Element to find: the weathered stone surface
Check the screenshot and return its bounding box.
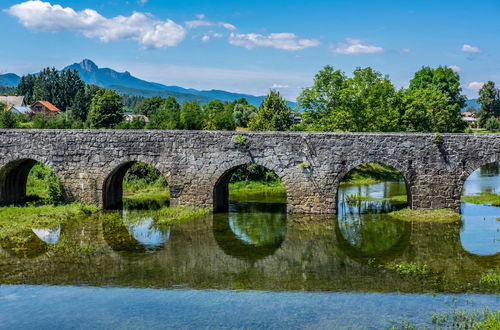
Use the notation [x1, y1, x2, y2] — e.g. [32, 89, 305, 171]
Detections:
[0, 129, 498, 213]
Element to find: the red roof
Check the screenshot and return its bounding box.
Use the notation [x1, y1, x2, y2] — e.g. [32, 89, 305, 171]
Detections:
[33, 101, 61, 112]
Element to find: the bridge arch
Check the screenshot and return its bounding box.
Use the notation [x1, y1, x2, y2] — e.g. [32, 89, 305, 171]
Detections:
[102, 160, 170, 209]
[0, 158, 58, 205]
[334, 159, 413, 214]
[212, 159, 289, 213]
[457, 154, 500, 199]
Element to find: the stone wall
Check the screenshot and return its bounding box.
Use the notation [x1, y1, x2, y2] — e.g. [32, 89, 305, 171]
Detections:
[0, 129, 498, 213]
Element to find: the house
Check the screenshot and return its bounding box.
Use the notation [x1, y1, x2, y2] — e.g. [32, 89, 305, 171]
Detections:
[461, 111, 478, 122]
[124, 113, 150, 123]
[0, 96, 25, 109]
[8, 106, 32, 115]
[30, 101, 61, 117]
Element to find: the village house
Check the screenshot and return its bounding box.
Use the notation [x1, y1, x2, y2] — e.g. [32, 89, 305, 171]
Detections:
[8, 105, 32, 115]
[30, 100, 61, 117]
[0, 95, 25, 109]
[124, 113, 150, 123]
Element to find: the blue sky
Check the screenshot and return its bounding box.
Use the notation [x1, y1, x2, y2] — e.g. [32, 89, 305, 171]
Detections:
[1, 0, 499, 100]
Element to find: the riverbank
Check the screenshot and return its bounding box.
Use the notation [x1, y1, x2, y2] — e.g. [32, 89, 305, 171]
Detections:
[0, 203, 98, 239]
[387, 208, 461, 223]
[462, 192, 500, 206]
[341, 163, 402, 186]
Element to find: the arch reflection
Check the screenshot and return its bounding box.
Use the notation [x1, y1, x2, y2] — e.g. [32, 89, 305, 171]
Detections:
[102, 210, 170, 254]
[0, 229, 49, 258]
[213, 202, 287, 262]
[335, 213, 410, 259]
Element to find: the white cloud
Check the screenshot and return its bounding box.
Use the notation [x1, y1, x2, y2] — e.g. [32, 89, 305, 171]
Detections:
[185, 15, 236, 30]
[449, 65, 462, 72]
[201, 35, 210, 42]
[138, 0, 148, 4]
[462, 44, 481, 53]
[229, 32, 320, 51]
[271, 84, 289, 88]
[400, 48, 411, 54]
[4, 1, 186, 49]
[466, 81, 484, 91]
[333, 38, 384, 55]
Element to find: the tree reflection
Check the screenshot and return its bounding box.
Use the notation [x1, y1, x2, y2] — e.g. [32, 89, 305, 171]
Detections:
[336, 214, 410, 258]
[213, 202, 287, 261]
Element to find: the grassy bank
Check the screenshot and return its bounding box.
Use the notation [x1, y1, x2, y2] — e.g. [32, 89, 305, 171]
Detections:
[391, 309, 500, 329]
[387, 208, 461, 223]
[155, 206, 211, 225]
[344, 193, 407, 204]
[0, 203, 98, 239]
[462, 192, 500, 206]
[229, 180, 287, 203]
[342, 163, 403, 186]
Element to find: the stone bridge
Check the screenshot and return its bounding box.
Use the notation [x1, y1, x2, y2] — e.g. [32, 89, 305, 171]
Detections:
[0, 129, 498, 214]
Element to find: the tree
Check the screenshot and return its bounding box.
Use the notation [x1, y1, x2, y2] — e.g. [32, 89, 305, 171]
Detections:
[477, 81, 500, 128]
[134, 96, 164, 118]
[0, 111, 18, 128]
[180, 101, 203, 130]
[484, 117, 499, 131]
[87, 89, 124, 129]
[16, 74, 36, 105]
[248, 90, 293, 131]
[233, 102, 258, 127]
[400, 88, 465, 132]
[408, 66, 466, 132]
[149, 96, 181, 129]
[297, 66, 399, 132]
[203, 100, 236, 130]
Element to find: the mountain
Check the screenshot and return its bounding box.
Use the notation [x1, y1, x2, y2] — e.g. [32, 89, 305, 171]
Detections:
[64, 59, 295, 107]
[0, 73, 21, 87]
[464, 99, 480, 111]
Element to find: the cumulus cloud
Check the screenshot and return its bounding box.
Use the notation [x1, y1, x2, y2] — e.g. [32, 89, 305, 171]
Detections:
[185, 14, 236, 30]
[271, 84, 289, 88]
[4, 1, 186, 49]
[462, 44, 481, 53]
[466, 81, 485, 91]
[449, 65, 462, 72]
[332, 38, 384, 55]
[229, 32, 320, 51]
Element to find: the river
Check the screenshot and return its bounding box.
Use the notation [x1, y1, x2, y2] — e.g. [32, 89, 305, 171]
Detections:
[0, 167, 498, 329]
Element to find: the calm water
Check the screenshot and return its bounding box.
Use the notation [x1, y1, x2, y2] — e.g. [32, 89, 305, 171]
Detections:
[0, 168, 499, 329]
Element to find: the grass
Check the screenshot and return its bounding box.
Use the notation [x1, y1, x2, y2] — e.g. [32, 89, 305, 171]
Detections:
[462, 192, 500, 206]
[123, 189, 170, 205]
[154, 206, 211, 225]
[0, 203, 98, 240]
[341, 162, 403, 186]
[392, 309, 500, 329]
[480, 269, 500, 290]
[344, 193, 407, 204]
[229, 180, 287, 203]
[383, 262, 431, 276]
[387, 208, 461, 223]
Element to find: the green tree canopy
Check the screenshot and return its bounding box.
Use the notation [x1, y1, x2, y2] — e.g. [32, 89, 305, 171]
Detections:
[477, 81, 500, 128]
[297, 66, 399, 132]
[87, 89, 124, 129]
[202, 100, 236, 130]
[233, 102, 258, 127]
[409, 66, 466, 111]
[149, 96, 181, 129]
[180, 101, 203, 130]
[134, 96, 164, 118]
[400, 88, 465, 132]
[249, 90, 293, 131]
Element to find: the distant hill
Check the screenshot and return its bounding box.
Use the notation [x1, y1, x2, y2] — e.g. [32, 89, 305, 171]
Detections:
[109, 85, 212, 104]
[0, 73, 20, 87]
[63, 59, 295, 107]
[464, 99, 480, 111]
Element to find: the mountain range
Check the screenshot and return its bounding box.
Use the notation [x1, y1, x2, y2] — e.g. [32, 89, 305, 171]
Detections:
[0, 59, 295, 107]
